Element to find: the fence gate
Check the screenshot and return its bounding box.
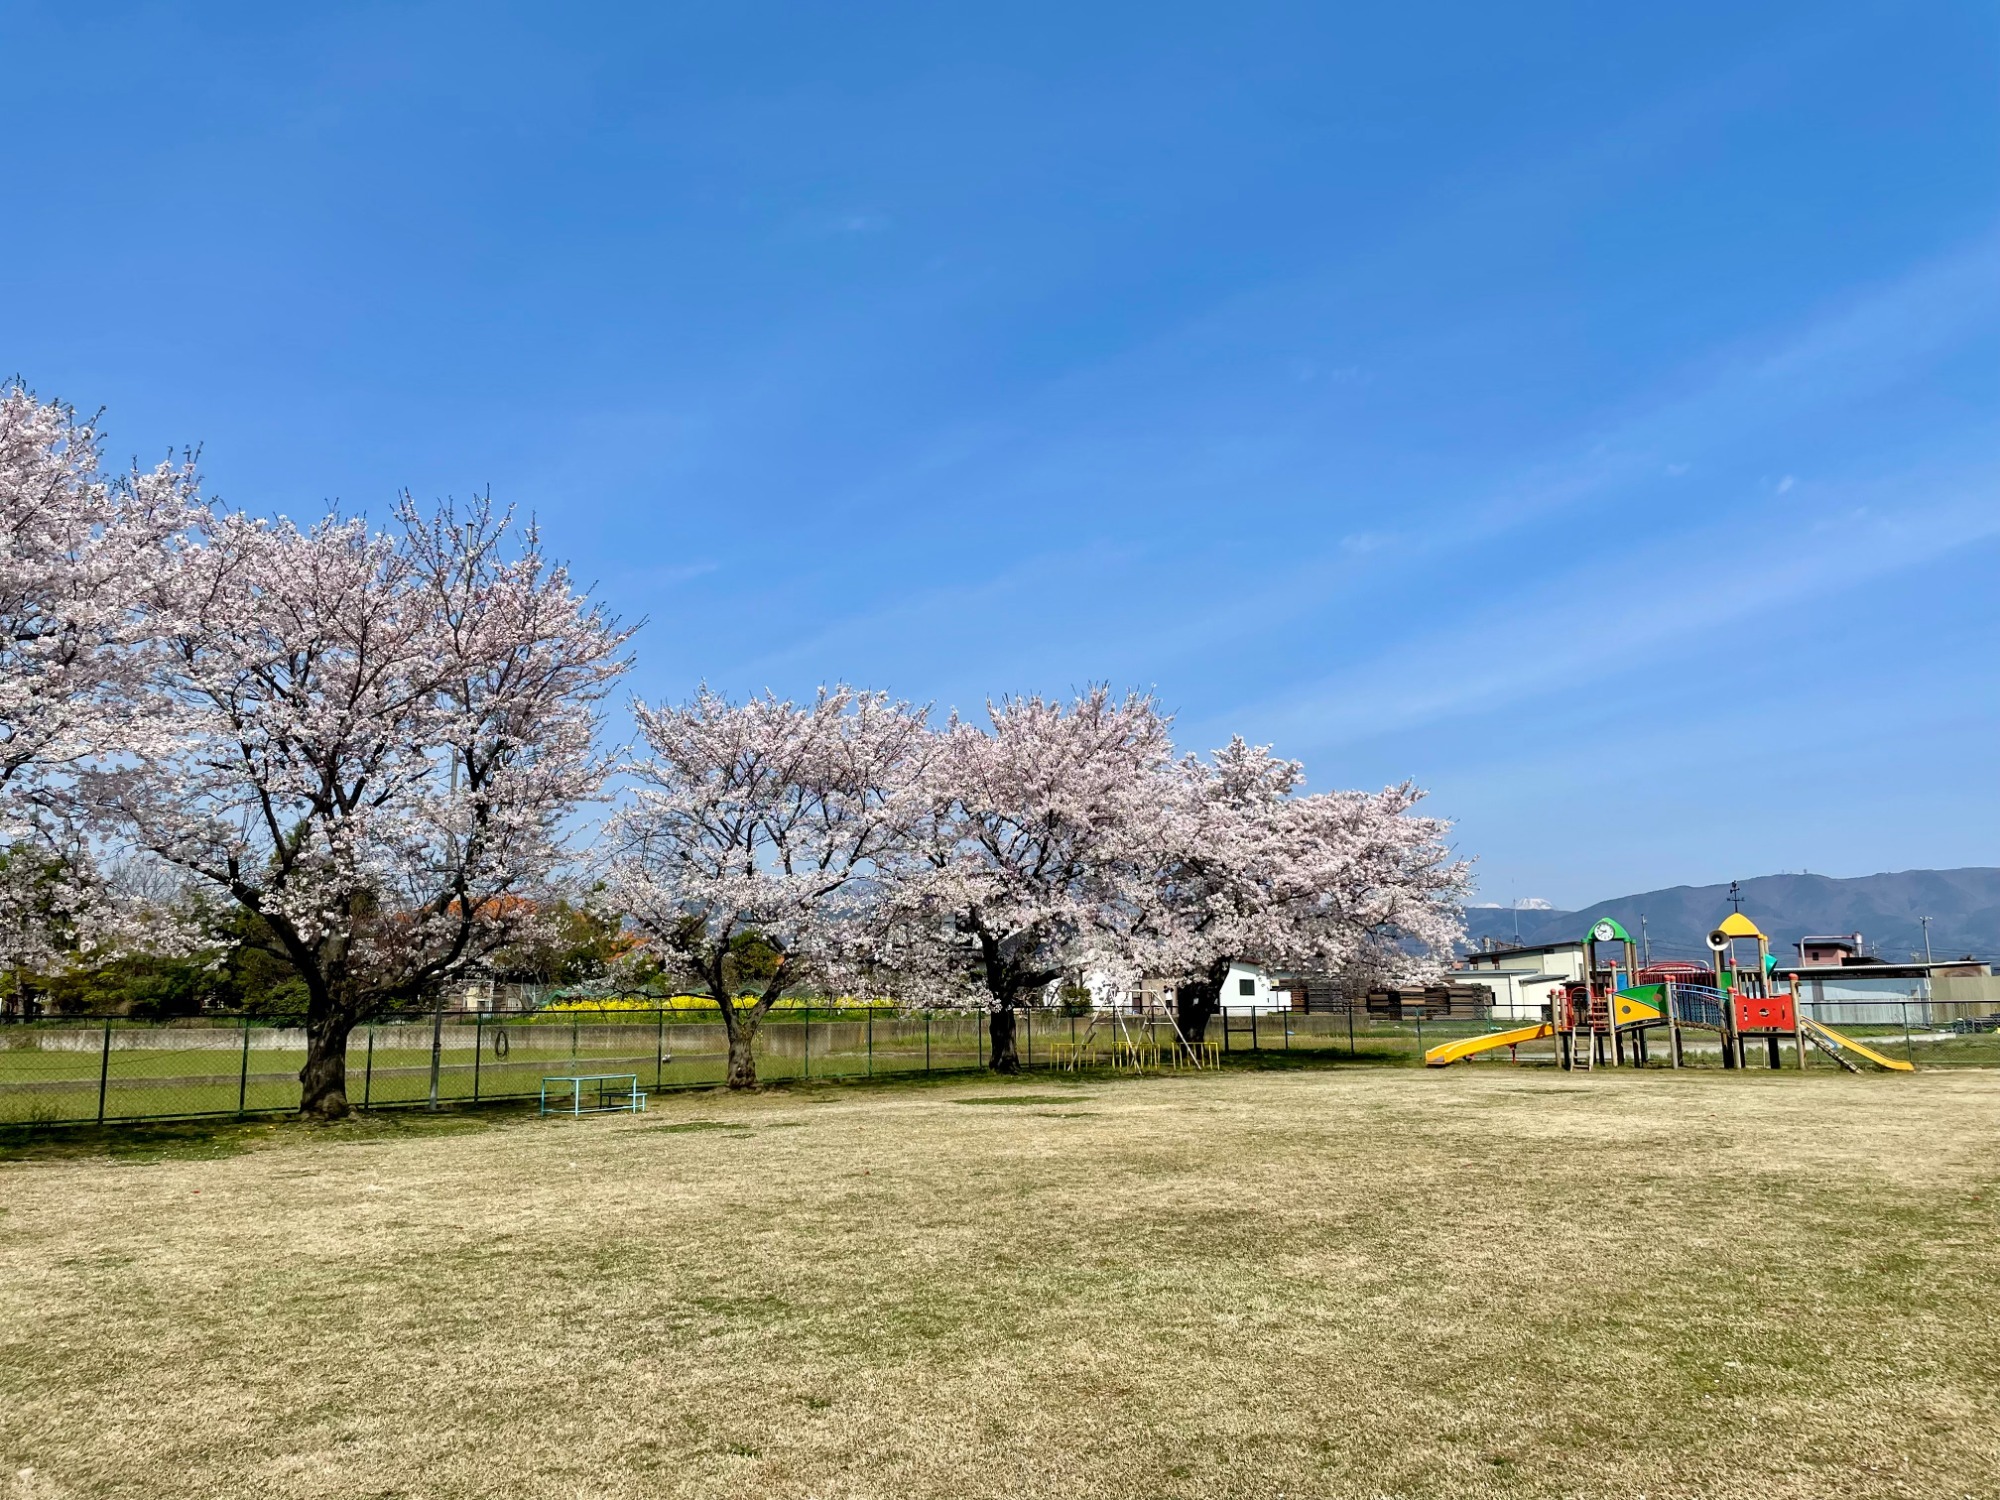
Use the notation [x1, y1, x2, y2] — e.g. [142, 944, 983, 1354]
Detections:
[1220, 1009, 1261, 1052]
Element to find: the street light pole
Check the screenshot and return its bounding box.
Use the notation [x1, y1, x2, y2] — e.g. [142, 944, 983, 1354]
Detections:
[1920, 915, 1934, 966]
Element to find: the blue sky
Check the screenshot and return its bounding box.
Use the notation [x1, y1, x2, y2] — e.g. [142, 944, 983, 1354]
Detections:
[4, 1, 1996, 907]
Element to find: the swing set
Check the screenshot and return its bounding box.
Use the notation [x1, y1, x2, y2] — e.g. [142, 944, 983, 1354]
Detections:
[1045, 1004, 1221, 1072]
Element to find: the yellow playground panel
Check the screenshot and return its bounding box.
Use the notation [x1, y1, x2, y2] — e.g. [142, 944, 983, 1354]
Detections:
[1614, 992, 1662, 1025]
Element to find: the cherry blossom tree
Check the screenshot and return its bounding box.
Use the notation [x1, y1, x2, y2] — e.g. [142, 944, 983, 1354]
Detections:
[1147, 738, 1470, 1045]
[606, 686, 934, 1088]
[894, 688, 1174, 1072]
[0, 384, 196, 993]
[88, 495, 630, 1117]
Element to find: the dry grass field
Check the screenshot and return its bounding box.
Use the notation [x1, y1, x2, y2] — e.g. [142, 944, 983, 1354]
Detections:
[3, 1062, 1998, 1499]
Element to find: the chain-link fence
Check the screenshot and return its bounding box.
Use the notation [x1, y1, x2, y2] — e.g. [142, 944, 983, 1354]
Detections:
[0, 1007, 1010, 1127]
[6, 996, 1998, 1127]
[1242, 998, 2000, 1070]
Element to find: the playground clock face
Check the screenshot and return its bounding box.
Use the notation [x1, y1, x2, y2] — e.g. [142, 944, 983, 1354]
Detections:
[1592, 921, 1617, 942]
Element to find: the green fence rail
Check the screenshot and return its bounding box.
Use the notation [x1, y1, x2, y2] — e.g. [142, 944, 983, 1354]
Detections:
[0, 1007, 994, 1126]
[5, 998, 1997, 1127]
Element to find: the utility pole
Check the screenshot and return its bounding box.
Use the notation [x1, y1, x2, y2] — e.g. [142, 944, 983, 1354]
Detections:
[1640, 914, 1651, 969]
[1728, 880, 1744, 914]
[1921, 916, 1934, 966]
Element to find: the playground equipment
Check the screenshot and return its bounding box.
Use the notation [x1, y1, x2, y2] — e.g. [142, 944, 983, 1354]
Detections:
[1703, 912, 1803, 1069]
[1547, 918, 1672, 1070]
[1425, 909, 1913, 1074]
[1421, 1021, 1553, 1067]
[1800, 1017, 1915, 1073]
[539, 1073, 648, 1116]
[1053, 1006, 1216, 1072]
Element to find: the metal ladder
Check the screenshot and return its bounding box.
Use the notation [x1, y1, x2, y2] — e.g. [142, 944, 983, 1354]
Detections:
[1802, 1023, 1862, 1073]
[1566, 1001, 1596, 1072]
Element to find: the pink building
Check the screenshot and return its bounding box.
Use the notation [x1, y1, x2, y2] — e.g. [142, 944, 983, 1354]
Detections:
[1795, 934, 1863, 967]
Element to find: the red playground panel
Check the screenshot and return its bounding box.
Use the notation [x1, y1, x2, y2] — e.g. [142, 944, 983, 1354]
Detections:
[1734, 992, 1796, 1033]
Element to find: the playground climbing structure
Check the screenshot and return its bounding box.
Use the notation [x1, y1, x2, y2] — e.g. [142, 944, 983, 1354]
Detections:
[1426, 909, 1913, 1075]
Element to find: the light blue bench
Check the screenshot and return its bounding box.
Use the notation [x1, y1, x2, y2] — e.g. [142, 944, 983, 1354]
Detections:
[539, 1073, 648, 1117]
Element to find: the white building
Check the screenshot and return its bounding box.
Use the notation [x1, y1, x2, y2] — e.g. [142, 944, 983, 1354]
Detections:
[1452, 939, 1586, 1020]
[1216, 960, 1289, 1015]
[1078, 960, 1291, 1016]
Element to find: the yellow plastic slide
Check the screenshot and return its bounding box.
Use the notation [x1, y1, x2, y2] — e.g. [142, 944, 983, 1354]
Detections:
[1424, 1022, 1554, 1067]
[1801, 1018, 1915, 1072]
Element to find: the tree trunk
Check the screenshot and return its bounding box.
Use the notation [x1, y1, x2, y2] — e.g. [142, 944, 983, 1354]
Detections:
[1173, 959, 1231, 1051]
[988, 1005, 1021, 1073]
[1175, 986, 1221, 1049]
[725, 1020, 759, 1089]
[299, 1009, 354, 1120]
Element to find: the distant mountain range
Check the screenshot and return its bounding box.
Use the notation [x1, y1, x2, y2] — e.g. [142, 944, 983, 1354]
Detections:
[1461, 869, 2000, 963]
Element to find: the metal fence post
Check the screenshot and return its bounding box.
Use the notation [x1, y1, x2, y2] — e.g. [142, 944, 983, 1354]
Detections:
[1025, 1007, 1033, 1069]
[803, 1003, 811, 1079]
[656, 1006, 665, 1091]
[925, 1011, 932, 1073]
[473, 1011, 483, 1103]
[867, 1008, 874, 1077]
[428, 991, 445, 1112]
[238, 1016, 251, 1115]
[1348, 1002, 1356, 1056]
[1251, 1009, 1258, 1050]
[1903, 1001, 1915, 1066]
[363, 1026, 374, 1109]
[96, 1016, 113, 1124]
[1415, 1014, 1423, 1058]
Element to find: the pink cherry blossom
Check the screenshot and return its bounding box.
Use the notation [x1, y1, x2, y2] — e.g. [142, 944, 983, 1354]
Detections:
[885, 687, 1176, 1071]
[86, 494, 631, 1116]
[1143, 737, 1469, 1043]
[0, 385, 196, 982]
[607, 685, 935, 1088]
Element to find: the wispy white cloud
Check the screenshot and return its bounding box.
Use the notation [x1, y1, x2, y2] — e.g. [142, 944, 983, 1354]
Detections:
[613, 558, 719, 588]
[1230, 461, 2000, 748]
[1056, 226, 2000, 712]
[710, 222, 2000, 730]
[728, 537, 1140, 704]
[1443, 229, 2000, 541]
